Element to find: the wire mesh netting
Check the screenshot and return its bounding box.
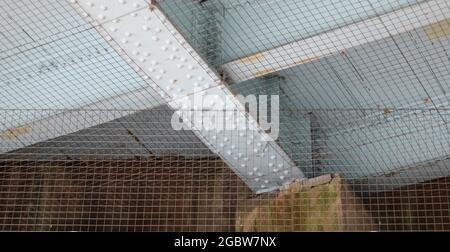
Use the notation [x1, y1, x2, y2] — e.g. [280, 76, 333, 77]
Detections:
[1, 0, 450, 231]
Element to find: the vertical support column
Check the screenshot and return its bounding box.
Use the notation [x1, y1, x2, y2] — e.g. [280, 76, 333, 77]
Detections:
[310, 112, 326, 177]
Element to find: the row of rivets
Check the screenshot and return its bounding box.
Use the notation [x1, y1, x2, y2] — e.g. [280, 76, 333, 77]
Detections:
[72, 0, 295, 191]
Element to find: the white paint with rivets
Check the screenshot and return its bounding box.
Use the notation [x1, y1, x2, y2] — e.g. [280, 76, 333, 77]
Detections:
[69, 0, 304, 193]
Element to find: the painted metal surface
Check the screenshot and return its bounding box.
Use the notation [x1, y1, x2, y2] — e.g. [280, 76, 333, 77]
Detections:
[0, 87, 164, 154]
[69, 0, 304, 193]
[230, 76, 313, 176]
[216, 0, 422, 62]
[0, 0, 166, 154]
[2, 0, 450, 193]
[221, 0, 449, 83]
[3, 105, 213, 161]
[268, 24, 450, 184]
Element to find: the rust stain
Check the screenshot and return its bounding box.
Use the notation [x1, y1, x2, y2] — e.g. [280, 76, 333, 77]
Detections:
[149, 0, 157, 11]
[295, 55, 321, 65]
[0, 125, 32, 139]
[424, 18, 450, 42]
[423, 97, 431, 105]
[253, 67, 275, 78]
[383, 108, 393, 115]
[238, 53, 266, 64]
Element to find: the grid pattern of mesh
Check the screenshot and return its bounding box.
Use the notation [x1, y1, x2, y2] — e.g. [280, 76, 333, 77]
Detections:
[1, 0, 450, 231]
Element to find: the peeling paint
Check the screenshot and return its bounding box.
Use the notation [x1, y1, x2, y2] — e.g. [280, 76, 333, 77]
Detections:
[424, 18, 450, 42]
[294, 55, 321, 66]
[249, 56, 319, 78]
[239, 52, 266, 64]
[383, 108, 393, 116]
[254, 67, 275, 77]
[0, 125, 32, 139]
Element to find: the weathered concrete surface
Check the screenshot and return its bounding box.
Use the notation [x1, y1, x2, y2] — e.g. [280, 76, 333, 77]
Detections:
[236, 174, 376, 231]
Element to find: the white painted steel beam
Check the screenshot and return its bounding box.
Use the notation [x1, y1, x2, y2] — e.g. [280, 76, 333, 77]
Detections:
[221, 0, 450, 83]
[69, 0, 304, 193]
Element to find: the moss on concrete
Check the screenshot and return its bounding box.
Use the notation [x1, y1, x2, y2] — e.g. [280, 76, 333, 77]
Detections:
[236, 174, 371, 231]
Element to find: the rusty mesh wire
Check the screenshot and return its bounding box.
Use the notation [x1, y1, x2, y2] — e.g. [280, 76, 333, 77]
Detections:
[1, 0, 450, 231]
